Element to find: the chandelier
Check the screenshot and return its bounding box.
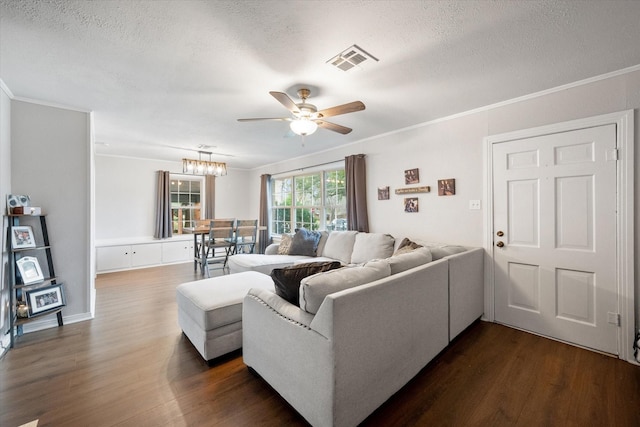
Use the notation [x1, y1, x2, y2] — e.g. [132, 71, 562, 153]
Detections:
[182, 151, 227, 176]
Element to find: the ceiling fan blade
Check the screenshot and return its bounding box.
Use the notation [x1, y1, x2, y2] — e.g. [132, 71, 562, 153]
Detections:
[317, 101, 365, 118]
[270, 91, 301, 114]
[316, 120, 352, 134]
[237, 117, 291, 122]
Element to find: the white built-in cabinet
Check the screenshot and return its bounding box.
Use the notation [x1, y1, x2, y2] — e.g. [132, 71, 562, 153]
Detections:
[96, 238, 194, 273]
[161, 240, 194, 264]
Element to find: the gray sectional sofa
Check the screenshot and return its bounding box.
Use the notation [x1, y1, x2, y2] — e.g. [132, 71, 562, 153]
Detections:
[230, 230, 484, 427]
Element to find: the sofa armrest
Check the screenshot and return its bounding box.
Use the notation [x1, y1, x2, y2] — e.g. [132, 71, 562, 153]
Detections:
[446, 247, 484, 340]
[245, 287, 315, 328]
[264, 243, 279, 255]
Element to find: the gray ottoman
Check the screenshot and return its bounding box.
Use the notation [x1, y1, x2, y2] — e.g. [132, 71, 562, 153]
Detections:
[176, 271, 274, 361]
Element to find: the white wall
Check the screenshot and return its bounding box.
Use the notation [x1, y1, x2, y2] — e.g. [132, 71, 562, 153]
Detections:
[0, 82, 12, 354]
[95, 155, 252, 241]
[249, 68, 640, 334]
[11, 100, 93, 328]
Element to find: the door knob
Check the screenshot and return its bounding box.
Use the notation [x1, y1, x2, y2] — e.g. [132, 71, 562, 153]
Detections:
[496, 241, 505, 248]
[496, 231, 504, 237]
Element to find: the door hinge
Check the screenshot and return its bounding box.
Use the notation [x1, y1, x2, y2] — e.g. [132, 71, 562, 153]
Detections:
[606, 148, 619, 161]
[607, 312, 621, 326]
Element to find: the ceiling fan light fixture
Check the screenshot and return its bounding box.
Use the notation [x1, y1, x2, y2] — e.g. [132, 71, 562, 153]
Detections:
[290, 119, 318, 136]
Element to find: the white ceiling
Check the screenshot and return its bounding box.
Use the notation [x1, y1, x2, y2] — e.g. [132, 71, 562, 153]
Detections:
[1, 0, 640, 170]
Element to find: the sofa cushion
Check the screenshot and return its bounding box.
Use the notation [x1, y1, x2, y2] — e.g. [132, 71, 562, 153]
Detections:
[351, 233, 395, 264]
[393, 237, 423, 256]
[277, 234, 293, 255]
[321, 230, 358, 264]
[289, 228, 322, 256]
[299, 259, 391, 314]
[388, 246, 433, 274]
[428, 244, 467, 260]
[228, 254, 313, 275]
[315, 231, 329, 258]
[271, 261, 343, 306]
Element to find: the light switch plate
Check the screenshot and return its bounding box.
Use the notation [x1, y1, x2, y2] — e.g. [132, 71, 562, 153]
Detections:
[469, 200, 481, 210]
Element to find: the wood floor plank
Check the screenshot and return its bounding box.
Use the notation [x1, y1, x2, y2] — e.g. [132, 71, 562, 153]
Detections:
[1, 263, 639, 427]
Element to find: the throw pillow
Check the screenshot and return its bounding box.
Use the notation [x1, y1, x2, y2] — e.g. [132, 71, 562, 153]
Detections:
[299, 259, 391, 314]
[271, 261, 343, 306]
[277, 234, 293, 255]
[288, 228, 322, 256]
[429, 245, 467, 260]
[350, 233, 395, 264]
[388, 247, 433, 274]
[393, 237, 423, 256]
[322, 230, 358, 264]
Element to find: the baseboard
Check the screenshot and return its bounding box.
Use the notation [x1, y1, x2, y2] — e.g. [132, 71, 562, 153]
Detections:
[20, 311, 93, 334]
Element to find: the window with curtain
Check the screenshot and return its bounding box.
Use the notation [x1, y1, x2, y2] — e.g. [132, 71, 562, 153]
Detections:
[270, 168, 346, 235]
[170, 176, 205, 234]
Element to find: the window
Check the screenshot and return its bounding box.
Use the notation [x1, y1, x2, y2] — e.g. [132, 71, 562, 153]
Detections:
[170, 176, 204, 234]
[270, 168, 346, 235]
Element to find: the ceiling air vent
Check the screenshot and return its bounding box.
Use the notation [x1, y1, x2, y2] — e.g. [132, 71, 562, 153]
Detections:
[327, 45, 379, 72]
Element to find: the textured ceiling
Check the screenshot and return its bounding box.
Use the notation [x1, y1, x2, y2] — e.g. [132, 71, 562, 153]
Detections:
[1, 0, 640, 169]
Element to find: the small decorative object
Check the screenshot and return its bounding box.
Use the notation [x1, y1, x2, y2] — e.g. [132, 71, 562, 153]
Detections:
[395, 186, 431, 194]
[11, 226, 36, 249]
[404, 168, 419, 185]
[16, 256, 44, 285]
[25, 284, 65, 317]
[16, 303, 29, 318]
[7, 194, 31, 214]
[378, 186, 390, 200]
[404, 197, 419, 213]
[438, 179, 456, 196]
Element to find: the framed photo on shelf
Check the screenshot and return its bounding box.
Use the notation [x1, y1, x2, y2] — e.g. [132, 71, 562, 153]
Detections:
[16, 256, 44, 285]
[11, 226, 36, 249]
[25, 284, 65, 317]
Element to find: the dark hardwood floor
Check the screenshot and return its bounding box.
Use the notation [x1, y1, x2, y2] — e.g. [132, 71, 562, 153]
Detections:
[1, 263, 639, 427]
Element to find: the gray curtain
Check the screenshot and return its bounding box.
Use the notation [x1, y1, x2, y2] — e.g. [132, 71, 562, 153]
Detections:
[154, 170, 173, 239]
[345, 154, 369, 232]
[258, 174, 271, 253]
[205, 174, 216, 219]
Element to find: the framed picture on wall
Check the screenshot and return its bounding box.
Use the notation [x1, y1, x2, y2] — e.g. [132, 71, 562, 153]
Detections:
[404, 168, 419, 184]
[378, 186, 390, 200]
[404, 197, 419, 213]
[438, 178, 456, 196]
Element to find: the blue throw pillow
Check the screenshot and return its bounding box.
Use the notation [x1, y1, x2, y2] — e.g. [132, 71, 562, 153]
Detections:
[288, 228, 322, 256]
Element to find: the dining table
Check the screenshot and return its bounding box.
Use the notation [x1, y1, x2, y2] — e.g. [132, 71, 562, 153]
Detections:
[182, 223, 266, 275]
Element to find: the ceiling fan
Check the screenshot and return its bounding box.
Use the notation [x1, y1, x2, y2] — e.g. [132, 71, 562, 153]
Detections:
[237, 88, 365, 136]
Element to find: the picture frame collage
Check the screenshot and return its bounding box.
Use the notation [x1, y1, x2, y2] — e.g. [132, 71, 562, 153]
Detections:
[377, 168, 456, 213]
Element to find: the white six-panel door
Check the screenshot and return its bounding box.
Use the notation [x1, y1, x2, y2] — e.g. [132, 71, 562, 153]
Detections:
[493, 124, 619, 355]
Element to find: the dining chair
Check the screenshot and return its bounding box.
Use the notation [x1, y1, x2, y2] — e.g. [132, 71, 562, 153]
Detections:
[204, 218, 235, 277]
[234, 219, 258, 254]
[194, 219, 212, 256]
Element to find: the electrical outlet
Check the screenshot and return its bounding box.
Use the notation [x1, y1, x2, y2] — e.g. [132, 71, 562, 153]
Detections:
[469, 200, 481, 210]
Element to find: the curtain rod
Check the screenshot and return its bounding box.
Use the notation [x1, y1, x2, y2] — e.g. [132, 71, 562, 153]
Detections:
[270, 159, 345, 177]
